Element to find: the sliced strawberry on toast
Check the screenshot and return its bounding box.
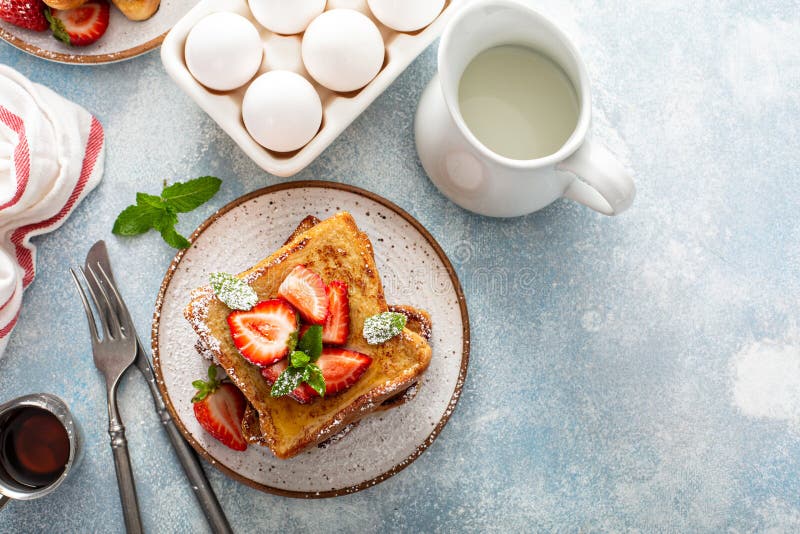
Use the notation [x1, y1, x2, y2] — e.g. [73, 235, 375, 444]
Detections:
[261, 360, 315, 404]
[318, 348, 372, 395]
[277, 265, 328, 324]
[192, 366, 247, 451]
[322, 281, 349, 344]
[228, 299, 298, 367]
[295, 281, 349, 344]
[261, 347, 372, 403]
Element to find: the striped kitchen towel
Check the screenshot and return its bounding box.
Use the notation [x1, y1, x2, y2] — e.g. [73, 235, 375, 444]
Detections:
[0, 65, 105, 356]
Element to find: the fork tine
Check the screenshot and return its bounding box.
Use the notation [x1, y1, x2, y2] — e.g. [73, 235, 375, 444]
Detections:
[84, 261, 118, 335]
[70, 268, 100, 343]
[76, 266, 112, 340]
[92, 262, 133, 338]
[84, 265, 123, 340]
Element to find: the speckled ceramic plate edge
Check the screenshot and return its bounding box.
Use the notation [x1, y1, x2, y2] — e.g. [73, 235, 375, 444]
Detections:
[0, 26, 166, 65]
[150, 180, 470, 498]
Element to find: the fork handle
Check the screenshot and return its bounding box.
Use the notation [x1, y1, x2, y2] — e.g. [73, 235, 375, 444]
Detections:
[109, 420, 143, 534]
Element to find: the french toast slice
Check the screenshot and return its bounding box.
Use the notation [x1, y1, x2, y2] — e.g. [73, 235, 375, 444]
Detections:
[185, 212, 432, 459]
[196, 215, 432, 445]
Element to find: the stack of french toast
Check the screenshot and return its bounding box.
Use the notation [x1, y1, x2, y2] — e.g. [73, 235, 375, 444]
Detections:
[185, 212, 433, 459]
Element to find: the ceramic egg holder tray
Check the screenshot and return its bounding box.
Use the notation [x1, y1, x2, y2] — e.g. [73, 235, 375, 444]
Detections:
[162, 0, 461, 177]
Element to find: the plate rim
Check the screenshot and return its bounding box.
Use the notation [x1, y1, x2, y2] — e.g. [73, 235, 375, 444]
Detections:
[0, 26, 166, 65]
[151, 180, 471, 498]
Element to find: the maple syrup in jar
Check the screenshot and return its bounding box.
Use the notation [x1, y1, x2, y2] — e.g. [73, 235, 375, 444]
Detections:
[0, 406, 70, 488]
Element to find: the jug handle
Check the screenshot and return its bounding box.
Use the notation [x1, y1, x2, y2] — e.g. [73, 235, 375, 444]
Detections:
[0, 494, 10, 511]
[558, 139, 635, 215]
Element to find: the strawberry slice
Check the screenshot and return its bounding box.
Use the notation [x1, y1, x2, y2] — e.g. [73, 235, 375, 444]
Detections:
[0, 0, 48, 31]
[192, 367, 247, 451]
[322, 281, 349, 345]
[261, 347, 372, 403]
[294, 282, 348, 345]
[227, 299, 298, 367]
[277, 265, 328, 324]
[47, 0, 109, 47]
[261, 360, 315, 404]
[318, 348, 372, 395]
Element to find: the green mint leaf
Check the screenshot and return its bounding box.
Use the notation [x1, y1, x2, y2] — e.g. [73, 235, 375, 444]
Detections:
[306, 364, 326, 397]
[153, 211, 190, 249]
[112, 204, 161, 236]
[209, 272, 258, 311]
[298, 325, 323, 362]
[290, 350, 310, 368]
[153, 208, 178, 230]
[111, 178, 222, 249]
[162, 176, 222, 213]
[136, 192, 166, 209]
[158, 224, 191, 249]
[270, 366, 305, 398]
[363, 312, 407, 345]
[287, 330, 298, 354]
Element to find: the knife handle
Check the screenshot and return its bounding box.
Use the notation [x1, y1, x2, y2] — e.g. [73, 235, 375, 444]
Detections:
[159, 408, 234, 534]
[136, 344, 233, 534]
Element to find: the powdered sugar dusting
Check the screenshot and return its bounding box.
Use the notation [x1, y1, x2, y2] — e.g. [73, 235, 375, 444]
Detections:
[363, 311, 406, 345]
[209, 272, 258, 310]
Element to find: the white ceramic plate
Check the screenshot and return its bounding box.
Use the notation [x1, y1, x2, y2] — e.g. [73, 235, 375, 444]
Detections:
[0, 0, 195, 64]
[161, 0, 463, 177]
[152, 181, 469, 497]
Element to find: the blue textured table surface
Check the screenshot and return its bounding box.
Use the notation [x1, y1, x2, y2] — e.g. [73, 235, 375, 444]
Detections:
[2, 1, 800, 531]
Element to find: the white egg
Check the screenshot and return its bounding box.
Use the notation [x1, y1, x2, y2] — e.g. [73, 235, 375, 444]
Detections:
[248, 0, 327, 34]
[242, 71, 323, 152]
[302, 9, 385, 92]
[366, 0, 444, 32]
[185, 13, 263, 91]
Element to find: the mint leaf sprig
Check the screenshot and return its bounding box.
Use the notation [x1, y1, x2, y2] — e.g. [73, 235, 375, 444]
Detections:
[112, 176, 221, 249]
[270, 325, 326, 398]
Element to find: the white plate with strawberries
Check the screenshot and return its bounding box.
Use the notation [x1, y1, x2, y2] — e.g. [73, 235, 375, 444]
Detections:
[152, 181, 470, 497]
[0, 0, 194, 64]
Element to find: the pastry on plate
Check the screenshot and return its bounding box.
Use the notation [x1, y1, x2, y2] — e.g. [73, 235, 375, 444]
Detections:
[110, 0, 159, 20]
[43, 0, 87, 10]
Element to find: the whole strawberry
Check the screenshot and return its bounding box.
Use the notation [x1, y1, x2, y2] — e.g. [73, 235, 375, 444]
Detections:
[0, 0, 49, 31]
[191, 365, 248, 451]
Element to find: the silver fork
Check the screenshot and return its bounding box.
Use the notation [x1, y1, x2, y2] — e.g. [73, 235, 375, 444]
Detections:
[71, 265, 143, 534]
[85, 242, 233, 534]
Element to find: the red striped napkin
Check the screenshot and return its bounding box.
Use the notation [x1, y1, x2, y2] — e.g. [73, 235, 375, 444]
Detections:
[0, 65, 105, 355]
